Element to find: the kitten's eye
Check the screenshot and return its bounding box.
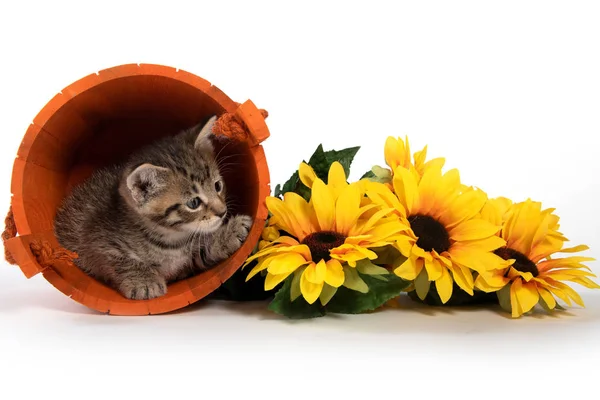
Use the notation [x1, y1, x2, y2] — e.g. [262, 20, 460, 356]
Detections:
[186, 197, 202, 210]
[215, 180, 222, 193]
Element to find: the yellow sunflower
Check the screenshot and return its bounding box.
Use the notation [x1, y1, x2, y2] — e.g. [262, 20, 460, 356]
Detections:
[244, 162, 408, 306]
[475, 199, 599, 317]
[366, 163, 512, 303]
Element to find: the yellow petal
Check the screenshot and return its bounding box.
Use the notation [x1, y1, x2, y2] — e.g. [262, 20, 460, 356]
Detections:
[545, 278, 585, 307]
[365, 182, 406, 216]
[300, 268, 324, 304]
[449, 219, 501, 242]
[441, 188, 488, 229]
[312, 178, 336, 231]
[266, 252, 309, 275]
[424, 257, 443, 281]
[435, 266, 453, 303]
[568, 276, 600, 289]
[504, 199, 543, 255]
[537, 286, 556, 310]
[537, 256, 595, 272]
[299, 162, 317, 189]
[514, 280, 539, 315]
[394, 257, 423, 281]
[283, 192, 317, 240]
[558, 244, 590, 253]
[335, 183, 362, 235]
[329, 244, 378, 265]
[412, 245, 433, 261]
[458, 235, 506, 252]
[395, 237, 415, 258]
[476, 270, 509, 289]
[265, 196, 302, 238]
[384, 136, 405, 171]
[265, 271, 294, 291]
[510, 280, 524, 318]
[392, 166, 419, 214]
[365, 220, 410, 243]
[421, 157, 445, 176]
[448, 264, 474, 295]
[262, 226, 280, 241]
[414, 163, 441, 215]
[324, 259, 345, 287]
[304, 260, 326, 284]
[474, 274, 504, 293]
[319, 283, 337, 306]
[544, 285, 572, 306]
[448, 246, 510, 274]
[246, 257, 273, 281]
[328, 161, 348, 189]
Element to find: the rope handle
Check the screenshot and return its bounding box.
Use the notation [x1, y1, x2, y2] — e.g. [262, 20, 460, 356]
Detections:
[3, 204, 78, 270]
[212, 101, 269, 143]
[2, 206, 17, 264]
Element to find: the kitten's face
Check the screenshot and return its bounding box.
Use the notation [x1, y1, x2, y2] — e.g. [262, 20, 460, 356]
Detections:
[123, 116, 228, 235]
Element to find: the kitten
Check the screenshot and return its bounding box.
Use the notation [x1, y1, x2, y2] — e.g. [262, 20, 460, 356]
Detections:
[53, 116, 253, 300]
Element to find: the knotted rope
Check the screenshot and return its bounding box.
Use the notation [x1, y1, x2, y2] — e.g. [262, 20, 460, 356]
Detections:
[2, 206, 17, 264]
[212, 106, 268, 141]
[29, 240, 78, 268]
[3, 204, 77, 269]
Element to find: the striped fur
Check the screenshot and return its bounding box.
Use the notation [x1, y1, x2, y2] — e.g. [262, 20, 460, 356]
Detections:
[53, 116, 252, 300]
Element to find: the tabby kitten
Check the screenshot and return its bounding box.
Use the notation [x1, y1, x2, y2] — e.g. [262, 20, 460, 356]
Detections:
[53, 116, 253, 300]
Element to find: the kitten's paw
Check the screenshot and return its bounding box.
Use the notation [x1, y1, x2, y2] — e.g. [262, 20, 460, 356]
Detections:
[201, 215, 253, 267]
[119, 275, 167, 300]
[227, 214, 253, 245]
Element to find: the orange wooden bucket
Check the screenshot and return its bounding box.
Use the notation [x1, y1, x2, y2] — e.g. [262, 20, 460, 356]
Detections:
[3, 63, 271, 315]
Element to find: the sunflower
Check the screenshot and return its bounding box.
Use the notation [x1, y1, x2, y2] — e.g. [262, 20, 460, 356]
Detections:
[474, 199, 599, 317]
[244, 162, 407, 306]
[366, 163, 511, 303]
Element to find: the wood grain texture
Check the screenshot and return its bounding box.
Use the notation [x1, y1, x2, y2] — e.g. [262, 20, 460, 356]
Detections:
[7, 63, 271, 315]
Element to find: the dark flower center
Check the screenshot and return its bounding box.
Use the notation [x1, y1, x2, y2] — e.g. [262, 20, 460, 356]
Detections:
[302, 231, 346, 262]
[408, 214, 451, 253]
[494, 247, 539, 277]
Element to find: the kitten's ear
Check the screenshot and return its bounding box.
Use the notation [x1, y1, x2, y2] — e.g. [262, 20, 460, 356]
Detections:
[126, 163, 171, 205]
[194, 115, 217, 152]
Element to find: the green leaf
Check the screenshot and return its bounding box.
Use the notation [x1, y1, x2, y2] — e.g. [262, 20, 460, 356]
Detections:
[307, 144, 329, 181]
[273, 170, 311, 201]
[323, 146, 360, 179]
[356, 259, 390, 276]
[319, 283, 337, 306]
[414, 268, 430, 300]
[359, 166, 392, 184]
[342, 267, 369, 293]
[372, 245, 407, 267]
[538, 295, 553, 313]
[370, 274, 389, 282]
[290, 267, 304, 301]
[497, 284, 512, 313]
[326, 273, 411, 314]
[361, 170, 376, 179]
[267, 276, 326, 319]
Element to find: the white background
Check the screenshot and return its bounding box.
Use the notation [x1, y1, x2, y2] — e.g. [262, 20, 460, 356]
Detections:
[1, 0, 599, 398]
